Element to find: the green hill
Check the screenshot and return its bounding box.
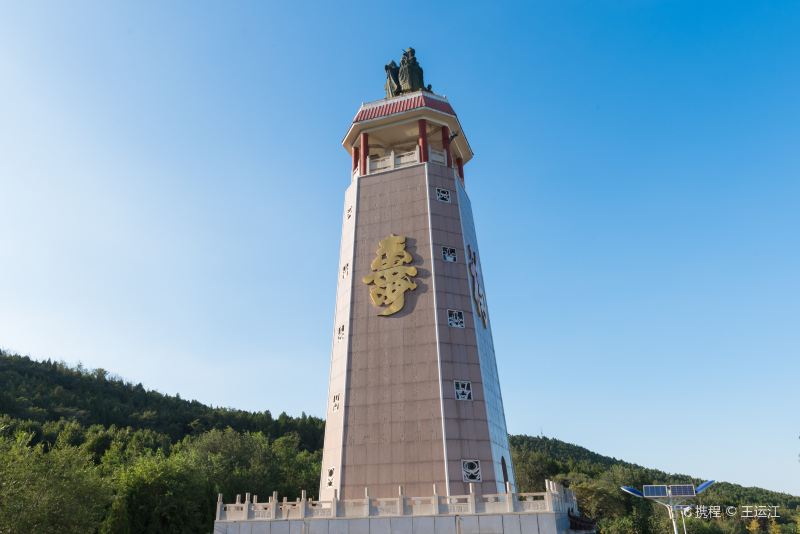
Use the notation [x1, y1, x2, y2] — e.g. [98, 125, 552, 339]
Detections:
[0, 351, 323, 449]
[0, 350, 797, 533]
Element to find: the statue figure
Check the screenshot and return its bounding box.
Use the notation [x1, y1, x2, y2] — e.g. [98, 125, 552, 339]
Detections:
[384, 60, 400, 98]
[384, 47, 432, 98]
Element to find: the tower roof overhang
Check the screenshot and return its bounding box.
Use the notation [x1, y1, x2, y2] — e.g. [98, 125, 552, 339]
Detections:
[343, 91, 474, 165]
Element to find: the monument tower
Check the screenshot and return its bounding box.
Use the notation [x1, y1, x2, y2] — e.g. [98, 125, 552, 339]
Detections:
[319, 47, 516, 501]
[214, 48, 591, 534]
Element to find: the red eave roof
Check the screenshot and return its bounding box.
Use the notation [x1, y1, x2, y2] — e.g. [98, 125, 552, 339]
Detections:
[353, 94, 456, 123]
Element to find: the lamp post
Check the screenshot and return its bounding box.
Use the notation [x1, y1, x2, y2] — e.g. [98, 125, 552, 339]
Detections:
[621, 481, 714, 534]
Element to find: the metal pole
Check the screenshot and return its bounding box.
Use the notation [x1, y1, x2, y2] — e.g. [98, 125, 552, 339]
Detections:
[668, 493, 680, 534]
[660, 502, 680, 534]
[669, 506, 679, 534]
[681, 508, 688, 534]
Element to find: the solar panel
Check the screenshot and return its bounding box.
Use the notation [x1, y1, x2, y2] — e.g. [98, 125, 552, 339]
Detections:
[643, 485, 668, 498]
[695, 480, 715, 495]
[669, 485, 696, 497]
[621, 486, 644, 498]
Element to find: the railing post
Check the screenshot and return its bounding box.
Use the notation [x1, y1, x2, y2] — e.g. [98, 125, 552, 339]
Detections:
[215, 493, 224, 521]
[506, 482, 514, 513]
[332, 488, 339, 518]
[364, 487, 370, 517]
[398, 485, 405, 515]
[468, 483, 476, 514]
[271, 491, 278, 519]
[299, 490, 307, 519]
[245, 493, 252, 520]
[432, 484, 440, 515]
[544, 491, 554, 512]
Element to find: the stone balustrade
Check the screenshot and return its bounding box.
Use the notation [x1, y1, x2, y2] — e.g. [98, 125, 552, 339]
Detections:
[216, 480, 579, 523]
[360, 147, 449, 176]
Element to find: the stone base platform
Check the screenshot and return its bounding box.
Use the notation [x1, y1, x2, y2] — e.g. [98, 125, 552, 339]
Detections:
[214, 512, 577, 534]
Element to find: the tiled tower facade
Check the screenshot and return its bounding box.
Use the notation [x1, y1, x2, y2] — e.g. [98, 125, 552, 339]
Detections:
[320, 90, 516, 501]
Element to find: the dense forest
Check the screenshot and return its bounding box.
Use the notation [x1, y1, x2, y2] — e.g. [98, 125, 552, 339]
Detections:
[0, 351, 797, 533]
[510, 436, 799, 533]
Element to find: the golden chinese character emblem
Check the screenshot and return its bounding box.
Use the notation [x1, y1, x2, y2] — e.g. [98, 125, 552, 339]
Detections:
[362, 234, 417, 316]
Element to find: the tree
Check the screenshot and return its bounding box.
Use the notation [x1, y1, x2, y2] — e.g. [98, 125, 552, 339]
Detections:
[270, 432, 322, 500]
[597, 515, 636, 534]
[681, 517, 726, 534]
[511, 448, 561, 492]
[0, 433, 109, 534]
[570, 478, 627, 520]
[179, 427, 277, 503]
[102, 451, 210, 534]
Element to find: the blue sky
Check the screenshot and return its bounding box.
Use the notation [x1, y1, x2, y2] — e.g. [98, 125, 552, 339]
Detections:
[1, 1, 798, 495]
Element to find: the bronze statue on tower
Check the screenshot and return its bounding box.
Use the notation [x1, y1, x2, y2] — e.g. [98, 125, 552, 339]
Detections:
[384, 47, 432, 98]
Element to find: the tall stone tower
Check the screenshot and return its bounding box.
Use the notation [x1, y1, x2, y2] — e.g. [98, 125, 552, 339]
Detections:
[320, 50, 516, 501]
[214, 50, 588, 534]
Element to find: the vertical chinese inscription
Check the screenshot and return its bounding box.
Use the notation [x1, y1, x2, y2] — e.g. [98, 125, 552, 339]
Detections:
[362, 234, 418, 316]
[467, 244, 488, 327]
